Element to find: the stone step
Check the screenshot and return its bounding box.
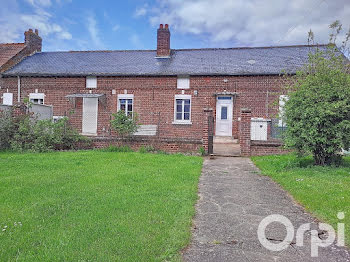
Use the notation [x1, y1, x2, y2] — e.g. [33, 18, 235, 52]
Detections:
[213, 136, 238, 144]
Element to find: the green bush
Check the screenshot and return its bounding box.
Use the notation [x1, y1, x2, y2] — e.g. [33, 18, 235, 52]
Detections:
[0, 114, 89, 152]
[0, 111, 15, 150]
[110, 111, 139, 137]
[198, 146, 206, 156]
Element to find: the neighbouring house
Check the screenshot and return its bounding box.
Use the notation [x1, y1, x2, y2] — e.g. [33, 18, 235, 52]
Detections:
[0, 24, 330, 155]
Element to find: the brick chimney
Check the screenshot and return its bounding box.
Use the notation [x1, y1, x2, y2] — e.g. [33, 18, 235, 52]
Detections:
[156, 24, 170, 57]
[24, 28, 42, 52]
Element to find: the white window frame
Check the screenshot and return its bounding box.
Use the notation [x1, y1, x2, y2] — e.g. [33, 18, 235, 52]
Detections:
[2, 93, 13, 106]
[279, 95, 289, 127]
[177, 76, 190, 89]
[173, 94, 192, 124]
[29, 93, 45, 105]
[117, 94, 134, 117]
[86, 76, 97, 89]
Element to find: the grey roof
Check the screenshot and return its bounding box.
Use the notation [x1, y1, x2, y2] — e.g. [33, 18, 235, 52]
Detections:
[2, 45, 329, 76]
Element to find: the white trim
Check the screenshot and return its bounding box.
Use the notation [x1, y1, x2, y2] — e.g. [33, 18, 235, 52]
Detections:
[29, 93, 45, 104]
[117, 94, 134, 99]
[173, 94, 192, 124]
[117, 94, 134, 116]
[86, 76, 97, 89]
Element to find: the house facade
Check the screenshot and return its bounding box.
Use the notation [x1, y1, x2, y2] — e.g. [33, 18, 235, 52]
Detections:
[0, 25, 326, 155]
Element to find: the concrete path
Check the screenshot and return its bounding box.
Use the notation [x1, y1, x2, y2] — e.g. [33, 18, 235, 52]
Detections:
[183, 157, 350, 262]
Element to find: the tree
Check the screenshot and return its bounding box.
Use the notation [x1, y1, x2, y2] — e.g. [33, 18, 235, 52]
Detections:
[110, 110, 139, 137]
[283, 21, 350, 165]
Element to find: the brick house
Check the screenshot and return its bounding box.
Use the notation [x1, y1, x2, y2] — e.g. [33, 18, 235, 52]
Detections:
[0, 25, 328, 155]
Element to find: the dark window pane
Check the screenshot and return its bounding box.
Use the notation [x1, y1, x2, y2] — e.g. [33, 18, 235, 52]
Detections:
[184, 99, 190, 105]
[176, 104, 182, 113]
[218, 97, 232, 100]
[127, 99, 133, 104]
[184, 113, 190, 120]
[184, 104, 190, 113]
[221, 106, 228, 120]
[176, 99, 182, 105]
[120, 99, 126, 104]
[120, 104, 126, 111]
[128, 104, 132, 112]
[176, 113, 182, 120]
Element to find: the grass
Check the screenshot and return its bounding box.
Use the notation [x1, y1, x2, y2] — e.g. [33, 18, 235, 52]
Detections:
[0, 151, 203, 261]
[251, 154, 350, 246]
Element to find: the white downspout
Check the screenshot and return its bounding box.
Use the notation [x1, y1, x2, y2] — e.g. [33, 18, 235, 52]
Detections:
[17, 76, 21, 103]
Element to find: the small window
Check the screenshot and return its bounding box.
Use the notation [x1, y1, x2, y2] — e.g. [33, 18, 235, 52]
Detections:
[177, 76, 190, 89]
[221, 106, 228, 120]
[86, 76, 97, 88]
[118, 94, 134, 117]
[2, 93, 13, 106]
[173, 95, 191, 124]
[29, 93, 45, 105]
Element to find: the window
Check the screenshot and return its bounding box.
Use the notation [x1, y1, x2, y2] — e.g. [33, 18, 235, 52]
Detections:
[118, 94, 134, 117]
[173, 94, 191, 124]
[177, 76, 190, 89]
[221, 106, 228, 120]
[2, 93, 13, 105]
[29, 93, 45, 105]
[279, 95, 289, 127]
[86, 76, 97, 88]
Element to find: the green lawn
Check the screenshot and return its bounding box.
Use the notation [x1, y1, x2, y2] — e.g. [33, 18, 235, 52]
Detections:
[252, 154, 350, 246]
[0, 151, 203, 261]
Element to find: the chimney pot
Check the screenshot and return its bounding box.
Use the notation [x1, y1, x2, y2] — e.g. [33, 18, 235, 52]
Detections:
[159, 24, 163, 29]
[29, 29, 33, 33]
[35, 29, 39, 35]
[165, 24, 169, 29]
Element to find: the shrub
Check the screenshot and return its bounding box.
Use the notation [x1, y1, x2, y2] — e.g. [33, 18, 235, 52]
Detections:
[0, 110, 15, 150]
[283, 21, 350, 166]
[198, 146, 206, 156]
[110, 111, 139, 137]
[1, 114, 89, 152]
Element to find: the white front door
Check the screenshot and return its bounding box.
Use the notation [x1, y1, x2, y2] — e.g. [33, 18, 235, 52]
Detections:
[82, 97, 98, 135]
[215, 96, 233, 136]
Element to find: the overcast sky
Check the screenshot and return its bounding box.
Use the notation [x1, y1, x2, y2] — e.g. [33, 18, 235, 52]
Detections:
[0, 0, 349, 51]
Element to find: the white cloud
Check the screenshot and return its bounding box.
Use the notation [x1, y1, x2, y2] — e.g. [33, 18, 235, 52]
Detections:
[145, 0, 350, 47]
[134, 4, 148, 17]
[112, 24, 120, 32]
[0, 0, 72, 46]
[25, 0, 52, 8]
[86, 12, 105, 49]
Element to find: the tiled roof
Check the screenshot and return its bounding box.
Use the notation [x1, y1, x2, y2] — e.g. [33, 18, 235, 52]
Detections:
[2, 45, 329, 76]
[0, 43, 26, 68]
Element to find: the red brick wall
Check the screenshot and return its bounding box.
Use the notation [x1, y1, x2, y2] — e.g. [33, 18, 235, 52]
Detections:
[0, 75, 286, 147]
[251, 141, 290, 156]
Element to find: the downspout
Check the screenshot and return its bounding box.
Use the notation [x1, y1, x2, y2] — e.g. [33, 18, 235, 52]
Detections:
[17, 76, 21, 103]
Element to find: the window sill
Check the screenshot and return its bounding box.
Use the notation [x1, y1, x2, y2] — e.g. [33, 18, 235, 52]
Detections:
[172, 121, 192, 125]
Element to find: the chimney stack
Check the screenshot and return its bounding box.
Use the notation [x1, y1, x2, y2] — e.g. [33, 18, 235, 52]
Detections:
[24, 28, 42, 52]
[156, 24, 170, 57]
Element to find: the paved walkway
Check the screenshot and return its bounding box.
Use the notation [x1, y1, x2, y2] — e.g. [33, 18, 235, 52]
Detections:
[183, 157, 350, 262]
